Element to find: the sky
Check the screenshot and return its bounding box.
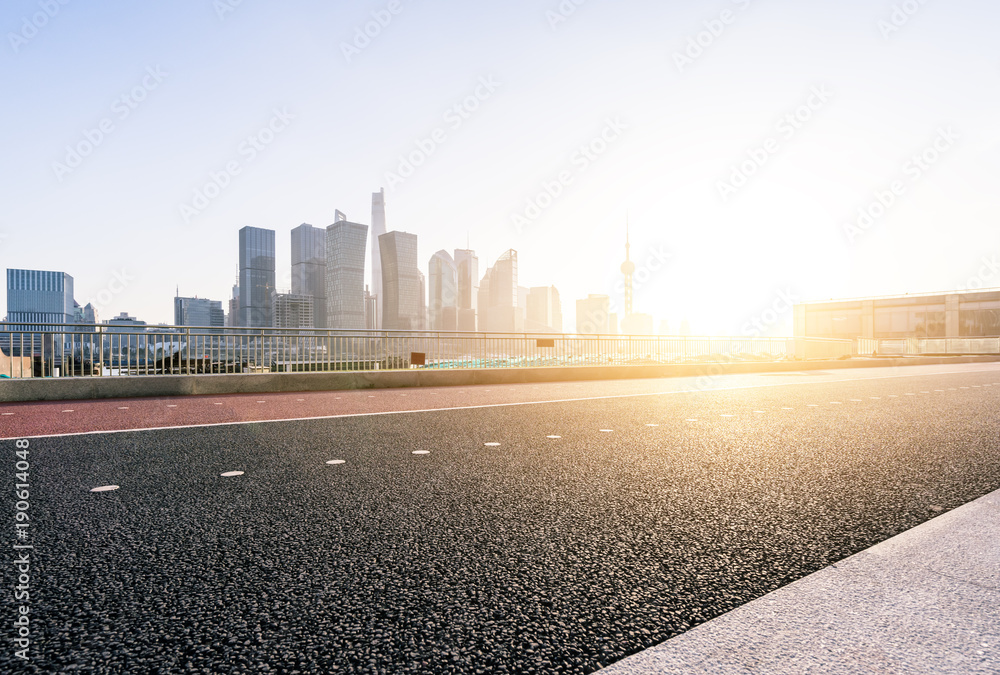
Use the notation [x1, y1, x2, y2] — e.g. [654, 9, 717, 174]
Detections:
[2, 0, 999, 334]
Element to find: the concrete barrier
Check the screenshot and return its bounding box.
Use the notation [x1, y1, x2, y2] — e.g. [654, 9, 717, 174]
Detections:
[0, 347, 32, 379]
[2, 355, 999, 403]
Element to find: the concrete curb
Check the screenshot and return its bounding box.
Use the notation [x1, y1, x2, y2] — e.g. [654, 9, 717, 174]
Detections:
[2, 355, 999, 403]
[598, 487, 1000, 674]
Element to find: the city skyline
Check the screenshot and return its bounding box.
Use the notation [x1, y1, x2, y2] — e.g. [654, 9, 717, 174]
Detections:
[3, 1, 1000, 334]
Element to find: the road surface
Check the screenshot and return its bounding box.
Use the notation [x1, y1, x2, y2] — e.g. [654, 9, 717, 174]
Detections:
[2, 363, 999, 673]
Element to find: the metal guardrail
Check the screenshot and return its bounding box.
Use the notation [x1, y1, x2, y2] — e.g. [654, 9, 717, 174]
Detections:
[857, 337, 1000, 356]
[0, 324, 854, 379]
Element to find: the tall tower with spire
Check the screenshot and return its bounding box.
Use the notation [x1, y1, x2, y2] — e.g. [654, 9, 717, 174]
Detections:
[370, 188, 387, 328]
[620, 216, 635, 318]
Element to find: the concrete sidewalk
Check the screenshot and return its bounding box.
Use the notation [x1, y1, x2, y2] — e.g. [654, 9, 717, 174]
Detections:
[600, 488, 1000, 674]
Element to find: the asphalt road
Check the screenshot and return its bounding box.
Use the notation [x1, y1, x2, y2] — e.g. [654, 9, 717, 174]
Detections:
[3, 364, 1000, 673]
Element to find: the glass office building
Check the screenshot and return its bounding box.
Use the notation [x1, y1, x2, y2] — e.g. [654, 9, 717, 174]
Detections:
[5, 268, 75, 330]
[370, 189, 387, 328]
[454, 248, 478, 331]
[326, 216, 369, 330]
[428, 250, 458, 331]
[291, 224, 327, 329]
[379, 231, 421, 330]
[526, 286, 563, 333]
[479, 249, 518, 332]
[174, 296, 225, 327]
[238, 227, 276, 327]
[794, 289, 1000, 339]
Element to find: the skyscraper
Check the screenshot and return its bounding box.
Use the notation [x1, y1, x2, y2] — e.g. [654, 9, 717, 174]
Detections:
[291, 223, 327, 328]
[481, 250, 518, 332]
[227, 284, 239, 327]
[477, 268, 491, 333]
[271, 292, 315, 329]
[326, 213, 368, 330]
[238, 227, 276, 327]
[577, 294, 610, 334]
[174, 295, 225, 327]
[526, 286, 563, 333]
[621, 219, 635, 319]
[454, 248, 478, 331]
[364, 286, 377, 330]
[5, 268, 75, 331]
[428, 250, 458, 331]
[370, 188, 387, 328]
[418, 271, 426, 331]
[379, 231, 421, 330]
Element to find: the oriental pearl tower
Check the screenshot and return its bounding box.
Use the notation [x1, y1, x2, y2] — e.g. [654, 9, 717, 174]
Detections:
[621, 217, 635, 318]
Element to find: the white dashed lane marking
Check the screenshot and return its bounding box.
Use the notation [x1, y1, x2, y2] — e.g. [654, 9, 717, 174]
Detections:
[483, 443, 500, 447]
[220, 471, 244, 477]
[90, 485, 119, 493]
[326, 460, 346, 465]
[412, 450, 431, 455]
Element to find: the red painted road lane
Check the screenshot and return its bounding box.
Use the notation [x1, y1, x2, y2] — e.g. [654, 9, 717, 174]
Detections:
[0, 379, 671, 438]
[2, 363, 999, 439]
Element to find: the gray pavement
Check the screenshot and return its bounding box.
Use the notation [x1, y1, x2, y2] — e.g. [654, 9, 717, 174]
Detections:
[600, 488, 1000, 674]
[3, 363, 999, 673]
